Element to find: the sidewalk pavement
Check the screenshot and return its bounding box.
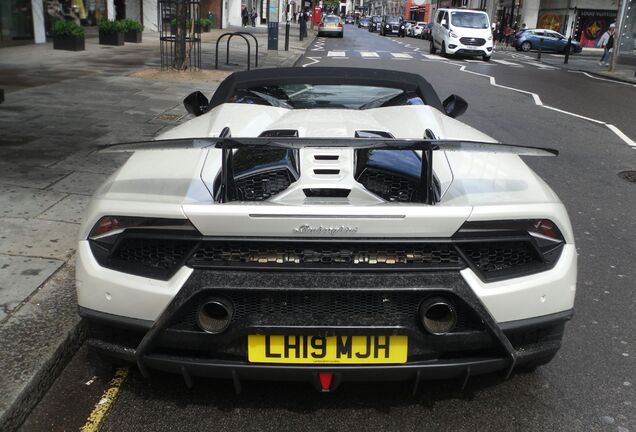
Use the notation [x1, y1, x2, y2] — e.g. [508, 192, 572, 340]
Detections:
[0, 26, 315, 431]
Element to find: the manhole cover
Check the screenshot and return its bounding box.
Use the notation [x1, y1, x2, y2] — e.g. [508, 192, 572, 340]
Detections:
[618, 170, 636, 183]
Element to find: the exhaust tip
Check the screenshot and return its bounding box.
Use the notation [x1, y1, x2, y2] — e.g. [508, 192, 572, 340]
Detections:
[419, 298, 457, 335]
[196, 298, 233, 334]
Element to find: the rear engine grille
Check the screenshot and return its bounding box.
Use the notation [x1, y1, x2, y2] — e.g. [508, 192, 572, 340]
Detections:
[169, 290, 484, 332]
[358, 169, 420, 202]
[92, 237, 555, 281]
[188, 241, 462, 270]
[458, 241, 542, 279]
[460, 37, 486, 46]
[108, 238, 195, 279]
[234, 169, 294, 201]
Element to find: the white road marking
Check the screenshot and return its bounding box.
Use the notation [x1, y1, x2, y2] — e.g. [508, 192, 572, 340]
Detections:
[568, 71, 636, 88]
[463, 59, 482, 63]
[327, 51, 346, 57]
[491, 59, 522, 67]
[391, 53, 412, 58]
[301, 57, 321, 67]
[452, 64, 635, 147]
[360, 51, 379, 57]
[523, 61, 557, 70]
[422, 54, 444, 59]
[413, 47, 421, 52]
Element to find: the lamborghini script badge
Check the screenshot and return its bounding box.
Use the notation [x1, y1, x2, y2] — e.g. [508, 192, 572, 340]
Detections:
[293, 225, 359, 235]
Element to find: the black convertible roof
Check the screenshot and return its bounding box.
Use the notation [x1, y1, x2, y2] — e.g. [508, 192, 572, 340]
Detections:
[208, 67, 444, 111]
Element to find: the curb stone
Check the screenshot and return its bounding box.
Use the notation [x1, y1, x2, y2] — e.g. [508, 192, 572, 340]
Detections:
[0, 257, 85, 432]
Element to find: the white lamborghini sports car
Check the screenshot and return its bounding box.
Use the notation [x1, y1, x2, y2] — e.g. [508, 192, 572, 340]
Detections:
[77, 68, 576, 392]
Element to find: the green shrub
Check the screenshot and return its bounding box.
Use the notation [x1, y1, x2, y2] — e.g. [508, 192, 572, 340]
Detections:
[196, 18, 212, 27]
[98, 20, 125, 34]
[118, 19, 144, 32]
[52, 19, 84, 37]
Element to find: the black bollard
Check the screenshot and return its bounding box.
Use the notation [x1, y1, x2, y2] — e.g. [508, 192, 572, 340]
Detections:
[299, 16, 304, 41]
[564, 36, 571, 64]
[285, 21, 290, 51]
[538, 38, 543, 60]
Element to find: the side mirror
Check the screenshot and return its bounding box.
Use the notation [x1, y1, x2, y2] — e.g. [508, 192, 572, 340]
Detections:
[443, 94, 468, 118]
[183, 91, 209, 116]
[441, 19, 448, 28]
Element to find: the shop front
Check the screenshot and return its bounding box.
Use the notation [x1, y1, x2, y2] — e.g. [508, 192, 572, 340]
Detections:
[574, 8, 617, 48]
[0, 0, 34, 46]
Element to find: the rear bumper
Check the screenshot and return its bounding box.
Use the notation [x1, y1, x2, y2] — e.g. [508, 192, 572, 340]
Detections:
[80, 268, 572, 389]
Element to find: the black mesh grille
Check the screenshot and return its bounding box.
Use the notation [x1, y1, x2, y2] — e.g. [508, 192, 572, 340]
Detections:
[107, 238, 196, 279]
[460, 37, 486, 46]
[234, 169, 294, 201]
[358, 169, 420, 202]
[458, 241, 541, 276]
[169, 290, 483, 332]
[187, 242, 462, 269]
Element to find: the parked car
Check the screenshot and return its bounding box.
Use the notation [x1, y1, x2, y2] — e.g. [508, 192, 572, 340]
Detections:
[345, 15, 355, 24]
[513, 29, 582, 54]
[413, 21, 427, 38]
[358, 17, 370, 28]
[404, 20, 416, 37]
[79, 67, 576, 390]
[380, 15, 405, 37]
[431, 8, 493, 61]
[318, 14, 343, 38]
[420, 22, 433, 40]
[368, 15, 382, 33]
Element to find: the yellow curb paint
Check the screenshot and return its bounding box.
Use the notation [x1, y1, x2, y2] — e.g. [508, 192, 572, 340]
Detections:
[80, 367, 129, 432]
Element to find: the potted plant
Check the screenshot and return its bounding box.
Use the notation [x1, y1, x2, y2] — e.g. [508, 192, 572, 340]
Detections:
[119, 19, 144, 43]
[98, 20, 125, 46]
[196, 18, 212, 32]
[52, 19, 85, 51]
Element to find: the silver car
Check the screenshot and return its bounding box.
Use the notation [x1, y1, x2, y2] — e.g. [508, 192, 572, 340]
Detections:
[318, 15, 343, 38]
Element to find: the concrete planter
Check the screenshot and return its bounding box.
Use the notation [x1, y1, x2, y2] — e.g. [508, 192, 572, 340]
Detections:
[53, 35, 85, 51]
[99, 31, 124, 46]
[124, 30, 142, 43]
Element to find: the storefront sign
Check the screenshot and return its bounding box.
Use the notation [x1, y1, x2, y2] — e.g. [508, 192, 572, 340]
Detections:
[576, 9, 617, 48]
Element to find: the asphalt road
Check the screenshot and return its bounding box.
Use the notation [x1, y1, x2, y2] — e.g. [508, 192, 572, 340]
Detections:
[21, 26, 635, 432]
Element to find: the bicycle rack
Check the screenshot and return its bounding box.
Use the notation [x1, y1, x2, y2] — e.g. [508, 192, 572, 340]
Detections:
[215, 32, 259, 71]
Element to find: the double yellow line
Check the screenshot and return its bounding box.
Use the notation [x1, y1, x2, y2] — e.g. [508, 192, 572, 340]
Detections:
[80, 367, 129, 432]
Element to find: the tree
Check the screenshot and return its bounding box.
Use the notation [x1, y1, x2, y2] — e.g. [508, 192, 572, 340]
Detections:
[322, 0, 340, 14]
[173, 0, 196, 70]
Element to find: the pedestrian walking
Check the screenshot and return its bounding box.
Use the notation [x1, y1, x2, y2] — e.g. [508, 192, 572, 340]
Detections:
[241, 6, 248, 27]
[503, 24, 513, 48]
[597, 23, 615, 66]
[251, 10, 257, 27]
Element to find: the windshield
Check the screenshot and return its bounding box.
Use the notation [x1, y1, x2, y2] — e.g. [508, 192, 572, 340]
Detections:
[385, 16, 401, 24]
[449, 11, 489, 29]
[372, 16, 381, 22]
[235, 85, 412, 109]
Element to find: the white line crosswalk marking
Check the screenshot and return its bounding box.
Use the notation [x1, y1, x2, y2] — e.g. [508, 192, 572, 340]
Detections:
[422, 54, 444, 59]
[391, 53, 413, 59]
[464, 59, 482, 63]
[491, 59, 522, 67]
[360, 51, 379, 57]
[327, 51, 346, 57]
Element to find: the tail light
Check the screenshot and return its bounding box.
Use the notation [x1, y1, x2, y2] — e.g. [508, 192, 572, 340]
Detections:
[89, 216, 197, 239]
[319, 22, 324, 27]
[338, 23, 343, 28]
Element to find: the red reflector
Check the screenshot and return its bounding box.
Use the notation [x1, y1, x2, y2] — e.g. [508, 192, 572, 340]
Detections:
[319, 372, 333, 390]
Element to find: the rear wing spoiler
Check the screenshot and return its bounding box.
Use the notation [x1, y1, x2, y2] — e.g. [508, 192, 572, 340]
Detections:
[101, 136, 557, 205]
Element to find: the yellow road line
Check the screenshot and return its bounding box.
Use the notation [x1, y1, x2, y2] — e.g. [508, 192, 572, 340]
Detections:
[80, 367, 129, 432]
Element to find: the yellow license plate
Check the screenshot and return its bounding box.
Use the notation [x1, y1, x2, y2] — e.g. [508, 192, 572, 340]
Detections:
[248, 335, 408, 364]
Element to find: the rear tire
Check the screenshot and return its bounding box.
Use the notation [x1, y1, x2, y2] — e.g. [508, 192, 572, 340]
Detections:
[441, 41, 447, 57]
[430, 38, 436, 54]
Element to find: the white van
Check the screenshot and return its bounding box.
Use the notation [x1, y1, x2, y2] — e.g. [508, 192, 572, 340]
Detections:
[430, 8, 493, 61]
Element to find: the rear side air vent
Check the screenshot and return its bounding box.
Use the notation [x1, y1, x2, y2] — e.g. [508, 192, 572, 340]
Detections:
[314, 169, 340, 175]
[304, 188, 351, 197]
[214, 148, 299, 201]
[355, 149, 425, 202]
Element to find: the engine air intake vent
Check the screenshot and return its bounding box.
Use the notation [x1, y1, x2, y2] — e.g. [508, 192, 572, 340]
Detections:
[303, 188, 351, 197]
[234, 169, 294, 201]
[357, 169, 421, 202]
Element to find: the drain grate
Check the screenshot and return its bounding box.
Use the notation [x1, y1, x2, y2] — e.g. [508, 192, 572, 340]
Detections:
[618, 171, 636, 183]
